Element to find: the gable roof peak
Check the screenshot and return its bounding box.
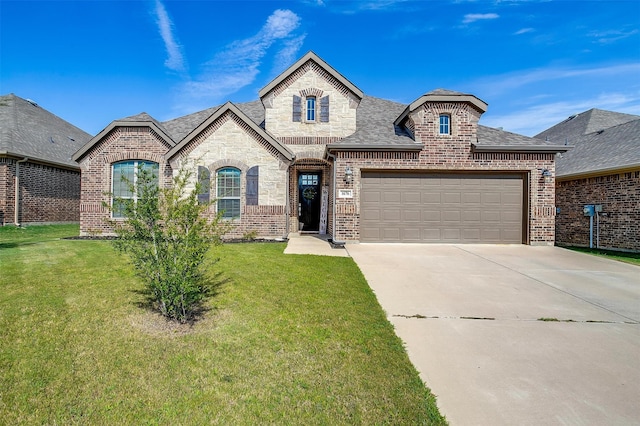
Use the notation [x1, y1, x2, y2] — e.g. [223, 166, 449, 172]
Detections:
[258, 51, 363, 100]
[424, 88, 467, 96]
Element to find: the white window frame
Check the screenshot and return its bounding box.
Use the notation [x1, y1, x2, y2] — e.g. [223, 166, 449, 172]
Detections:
[111, 160, 158, 219]
[216, 167, 241, 220]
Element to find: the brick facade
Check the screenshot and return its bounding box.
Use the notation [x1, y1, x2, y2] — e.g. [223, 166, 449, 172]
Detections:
[0, 157, 80, 225]
[331, 102, 557, 244]
[77, 127, 173, 236]
[556, 171, 640, 252]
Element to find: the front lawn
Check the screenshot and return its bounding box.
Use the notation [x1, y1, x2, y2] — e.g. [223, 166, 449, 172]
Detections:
[0, 225, 445, 424]
[566, 246, 640, 266]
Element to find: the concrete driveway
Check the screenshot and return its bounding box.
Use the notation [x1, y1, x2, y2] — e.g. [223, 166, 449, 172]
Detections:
[346, 244, 640, 425]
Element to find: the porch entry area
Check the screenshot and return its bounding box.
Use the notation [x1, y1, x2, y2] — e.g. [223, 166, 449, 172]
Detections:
[290, 160, 331, 234]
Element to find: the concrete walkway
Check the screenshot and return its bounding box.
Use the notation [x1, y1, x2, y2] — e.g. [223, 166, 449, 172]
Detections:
[283, 233, 350, 257]
[346, 244, 640, 426]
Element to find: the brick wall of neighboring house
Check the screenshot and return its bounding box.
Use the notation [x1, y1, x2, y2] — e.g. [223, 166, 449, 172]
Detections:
[0, 158, 14, 225]
[19, 162, 80, 224]
[556, 171, 640, 252]
[331, 102, 557, 244]
[77, 126, 173, 236]
[0, 158, 80, 225]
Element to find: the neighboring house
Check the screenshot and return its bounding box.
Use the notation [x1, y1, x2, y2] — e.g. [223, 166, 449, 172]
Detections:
[0, 94, 91, 226]
[536, 109, 640, 252]
[73, 51, 569, 244]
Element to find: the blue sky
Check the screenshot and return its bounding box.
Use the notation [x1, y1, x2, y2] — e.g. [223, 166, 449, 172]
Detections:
[2, 0, 639, 137]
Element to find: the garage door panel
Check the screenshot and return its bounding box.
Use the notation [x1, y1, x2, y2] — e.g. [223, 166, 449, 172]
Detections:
[383, 192, 401, 203]
[462, 210, 481, 222]
[422, 229, 442, 241]
[443, 192, 462, 204]
[443, 210, 461, 222]
[422, 193, 441, 204]
[361, 173, 523, 243]
[403, 191, 421, 204]
[422, 210, 441, 222]
[383, 208, 401, 221]
[442, 229, 462, 240]
[403, 209, 421, 222]
[463, 192, 482, 204]
[462, 229, 481, 241]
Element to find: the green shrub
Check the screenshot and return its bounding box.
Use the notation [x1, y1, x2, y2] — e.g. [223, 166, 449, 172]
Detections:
[109, 163, 231, 323]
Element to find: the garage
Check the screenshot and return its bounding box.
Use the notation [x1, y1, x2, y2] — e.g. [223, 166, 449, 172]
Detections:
[360, 172, 525, 243]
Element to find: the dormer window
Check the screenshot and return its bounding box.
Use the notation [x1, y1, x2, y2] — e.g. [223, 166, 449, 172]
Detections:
[439, 114, 451, 135]
[306, 96, 316, 121]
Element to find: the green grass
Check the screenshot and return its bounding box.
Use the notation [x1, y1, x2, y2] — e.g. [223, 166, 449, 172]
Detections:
[566, 246, 640, 266]
[0, 225, 445, 425]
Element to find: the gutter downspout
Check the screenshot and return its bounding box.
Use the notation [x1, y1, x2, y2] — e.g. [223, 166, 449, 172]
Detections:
[14, 157, 28, 226]
[285, 165, 291, 238]
[326, 151, 338, 242]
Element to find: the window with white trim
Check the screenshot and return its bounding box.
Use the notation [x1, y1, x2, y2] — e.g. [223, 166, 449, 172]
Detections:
[111, 160, 159, 218]
[439, 114, 450, 135]
[217, 167, 241, 219]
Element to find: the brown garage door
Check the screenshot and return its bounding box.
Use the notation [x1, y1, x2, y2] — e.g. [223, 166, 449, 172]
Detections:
[360, 172, 524, 243]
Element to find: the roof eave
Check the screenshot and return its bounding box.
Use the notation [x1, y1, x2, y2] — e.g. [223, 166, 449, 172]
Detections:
[258, 51, 364, 100]
[472, 143, 572, 154]
[165, 102, 295, 163]
[73, 120, 176, 162]
[556, 163, 640, 181]
[327, 143, 424, 152]
[0, 151, 80, 170]
[409, 94, 488, 113]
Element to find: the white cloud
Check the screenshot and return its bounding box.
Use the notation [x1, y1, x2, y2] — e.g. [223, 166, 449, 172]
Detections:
[153, 0, 186, 73]
[271, 34, 307, 76]
[514, 27, 534, 35]
[589, 29, 639, 44]
[481, 92, 640, 137]
[176, 9, 304, 114]
[472, 63, 640, 97]
[462, 13, 499, 24]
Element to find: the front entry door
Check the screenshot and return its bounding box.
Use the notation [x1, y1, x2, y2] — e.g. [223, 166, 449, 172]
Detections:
[298, 173, 321, 232]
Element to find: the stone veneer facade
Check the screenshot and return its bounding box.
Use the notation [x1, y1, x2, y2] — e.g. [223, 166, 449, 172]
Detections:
[555, 171, 640, 252]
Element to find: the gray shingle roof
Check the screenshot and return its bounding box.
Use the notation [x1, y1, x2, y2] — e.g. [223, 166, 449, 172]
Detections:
[331, 96, 416, 148]
[162, 100, 265, 143]
[0, 93, 91, 168]
[475, 125, 568, 151]
[555, 118, 640, 178]
[535, 108, 639, 145]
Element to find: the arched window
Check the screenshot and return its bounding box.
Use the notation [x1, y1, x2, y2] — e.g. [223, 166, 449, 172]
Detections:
[306, 96, 316, 121]
[216, 167, 241, 219]
[439, 114, 451, 135]
[111, 160, 159, 218]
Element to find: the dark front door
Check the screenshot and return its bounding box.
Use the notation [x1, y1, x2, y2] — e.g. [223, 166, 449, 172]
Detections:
[298, 172, 322, 232]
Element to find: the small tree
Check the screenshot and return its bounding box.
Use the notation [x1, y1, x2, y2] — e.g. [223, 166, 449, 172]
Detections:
[109, 163, 230, 323]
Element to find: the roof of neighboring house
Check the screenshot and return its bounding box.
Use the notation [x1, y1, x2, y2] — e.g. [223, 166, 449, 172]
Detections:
[555, 118, 640, 179]
[535, 108, 639, 145]
[0, 93, 91, 168]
